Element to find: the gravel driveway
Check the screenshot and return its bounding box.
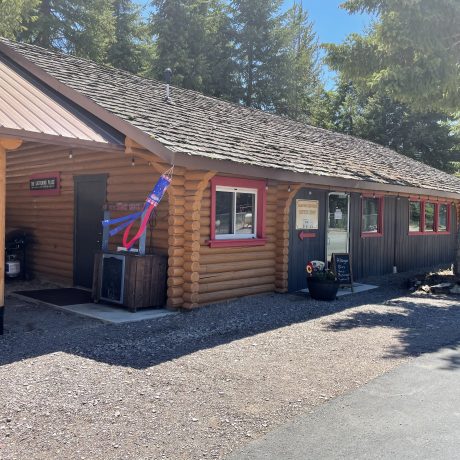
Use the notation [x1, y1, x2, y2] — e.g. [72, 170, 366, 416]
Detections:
[2, 272, 460, 460]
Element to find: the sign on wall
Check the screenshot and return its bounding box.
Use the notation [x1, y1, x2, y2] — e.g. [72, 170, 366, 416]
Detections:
[29, 172, 60, 196]
[296, 199, 319, 230]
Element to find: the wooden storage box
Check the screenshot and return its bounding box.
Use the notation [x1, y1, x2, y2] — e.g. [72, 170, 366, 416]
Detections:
[92, 251, 167, 312]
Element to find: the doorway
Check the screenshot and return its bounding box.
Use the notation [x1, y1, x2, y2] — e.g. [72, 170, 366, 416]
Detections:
[74, 174, 107, 288]
[326, 192, 350, 262]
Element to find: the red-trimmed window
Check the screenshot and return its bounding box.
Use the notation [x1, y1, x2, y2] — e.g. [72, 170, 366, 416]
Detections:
[409, 200, 422, 233]
[209, 176, 267, 248]
[409, 199, 451, 235]
[437, 203, 451, 233]
[361, 195, 384, 237]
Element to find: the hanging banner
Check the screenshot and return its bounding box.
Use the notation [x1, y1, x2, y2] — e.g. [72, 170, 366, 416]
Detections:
[296, 199, 319, 230]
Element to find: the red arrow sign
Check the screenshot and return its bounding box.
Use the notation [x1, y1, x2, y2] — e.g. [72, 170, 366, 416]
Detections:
[299, 231, 316, 240]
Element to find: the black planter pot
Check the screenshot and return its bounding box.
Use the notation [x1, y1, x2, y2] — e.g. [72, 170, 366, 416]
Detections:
[307, 276, 340, 301]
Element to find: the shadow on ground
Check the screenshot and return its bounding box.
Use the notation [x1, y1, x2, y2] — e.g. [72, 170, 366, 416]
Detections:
[2, 276, 460, 370]
[325, 294, 460, 370]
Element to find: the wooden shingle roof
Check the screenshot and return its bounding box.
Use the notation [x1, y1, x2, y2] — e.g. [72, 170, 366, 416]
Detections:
[1, 38, 460, 196]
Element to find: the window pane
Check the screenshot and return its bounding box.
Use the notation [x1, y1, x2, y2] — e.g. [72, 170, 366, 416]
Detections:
[362, 197, 380, 233]
[424, 202, 435, 232]
[409, 201, 421, 232]
[216, 191, 233, 235]
[438, 204, 448, 231]
[235, 192, 255, 235]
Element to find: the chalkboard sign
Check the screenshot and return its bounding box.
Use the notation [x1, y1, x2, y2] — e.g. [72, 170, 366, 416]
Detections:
[331, 253, 353, 290]
[100, 254, 125, 303]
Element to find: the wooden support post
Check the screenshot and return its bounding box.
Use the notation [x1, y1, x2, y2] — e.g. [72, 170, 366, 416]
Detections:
[274, 183, 301, 293]
[0, 138, 22, 334]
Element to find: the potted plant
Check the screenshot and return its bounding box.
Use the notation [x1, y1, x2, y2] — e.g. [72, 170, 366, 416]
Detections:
[305, 260, 340, 301]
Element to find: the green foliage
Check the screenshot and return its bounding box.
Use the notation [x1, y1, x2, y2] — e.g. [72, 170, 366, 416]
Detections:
[107, 0, 153, 74]
[325, 0, 460, 113]
[0, 0, 39, 39]
[231, 0, 284, 108]
[322, 81, 460, 172]
[19, 0, 116, 63]
[150, 0, 237, 98]
[270, 3, 322, 121]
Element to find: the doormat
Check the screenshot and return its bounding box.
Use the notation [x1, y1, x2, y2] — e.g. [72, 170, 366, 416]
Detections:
[15, 288, 92, 306]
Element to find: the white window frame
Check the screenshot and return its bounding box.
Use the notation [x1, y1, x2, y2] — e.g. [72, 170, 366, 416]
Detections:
[215, 185, 258, 239]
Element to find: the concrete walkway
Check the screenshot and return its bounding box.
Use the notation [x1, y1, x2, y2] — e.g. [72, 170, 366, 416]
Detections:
[230, 344, 460, 460]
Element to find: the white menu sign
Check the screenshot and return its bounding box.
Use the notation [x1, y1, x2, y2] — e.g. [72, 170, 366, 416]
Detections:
[296, 199, 319, 230]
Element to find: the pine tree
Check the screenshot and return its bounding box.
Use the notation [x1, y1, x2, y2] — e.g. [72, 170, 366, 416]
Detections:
[107, 0, 152, 74]
[325, 0, 460, 113]
[150, 0, 236, 97]
[231, 0, 284, 109]
[272, 2, 322, 121]
[0, 0, 39, 39]
[20, 0, 116, 63]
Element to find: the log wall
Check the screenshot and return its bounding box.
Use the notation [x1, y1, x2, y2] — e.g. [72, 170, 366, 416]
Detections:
[6, 142, 172, 283]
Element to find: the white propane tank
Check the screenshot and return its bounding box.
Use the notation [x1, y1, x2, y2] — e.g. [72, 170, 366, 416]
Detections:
[6, 255, 20, 278]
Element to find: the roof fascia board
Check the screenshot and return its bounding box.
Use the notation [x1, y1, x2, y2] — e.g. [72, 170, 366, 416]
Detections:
[0, 128, 124, 151]
[0, 42, 175, 164]
[173, 153, 460, 201]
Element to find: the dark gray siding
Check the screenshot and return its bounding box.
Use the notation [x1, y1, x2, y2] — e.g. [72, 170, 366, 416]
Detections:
[288, 189, 327, 291]
[394, 198, 457, 272]
[288, 190, 457, 290]
[350, 195, 456, 279]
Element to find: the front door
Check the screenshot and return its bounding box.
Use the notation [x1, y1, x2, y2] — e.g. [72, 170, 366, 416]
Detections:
[288, 189, 327, 291]
[74, 175, 107, 288]
[326, 192, 350, 262]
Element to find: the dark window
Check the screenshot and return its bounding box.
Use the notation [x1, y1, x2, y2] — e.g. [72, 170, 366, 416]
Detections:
[424, 202, 435, 232]
[438, 204, 449, 232]
[409, 201, 421, 232]
[362, 197, 382, 234]
[215, 187, 256, 238]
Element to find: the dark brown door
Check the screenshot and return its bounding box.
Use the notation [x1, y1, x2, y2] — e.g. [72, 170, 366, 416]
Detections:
[74, 174, 107, 288]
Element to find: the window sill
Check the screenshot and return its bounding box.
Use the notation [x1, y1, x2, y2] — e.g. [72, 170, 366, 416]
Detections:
[361, 232, 383, 238]
[409, 231, 450, 236]
[208, 238, 268, 248]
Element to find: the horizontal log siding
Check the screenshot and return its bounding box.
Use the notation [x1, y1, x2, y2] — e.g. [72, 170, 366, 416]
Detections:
[198, 182, 278, 304]
[6, 142, 170, 283]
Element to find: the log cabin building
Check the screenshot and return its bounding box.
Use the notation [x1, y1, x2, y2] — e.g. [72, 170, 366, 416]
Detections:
[0, 38, 460, 314]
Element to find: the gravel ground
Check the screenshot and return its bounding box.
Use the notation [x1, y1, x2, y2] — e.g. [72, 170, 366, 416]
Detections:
[2, 269, 460, 459]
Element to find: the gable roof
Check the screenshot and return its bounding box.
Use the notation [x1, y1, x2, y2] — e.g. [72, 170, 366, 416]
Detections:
[1, 38, 460, 197]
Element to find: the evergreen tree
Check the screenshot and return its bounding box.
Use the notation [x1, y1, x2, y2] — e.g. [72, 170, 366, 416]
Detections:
[231, 0, 284, 109]
[272, 2, 322, 121]
[20, 0, 115, 63]
[150, 0, 236, 97]
[325, 82, 459, 172]
[107, 0, 152, 74]
[325, 0, 460, 113]
[0, 0, 38, 39]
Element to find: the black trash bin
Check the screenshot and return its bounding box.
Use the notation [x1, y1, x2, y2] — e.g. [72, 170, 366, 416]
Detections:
[5, 228, 30, 281]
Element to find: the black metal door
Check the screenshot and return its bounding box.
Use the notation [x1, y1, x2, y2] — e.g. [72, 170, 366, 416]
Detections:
[74, 175, 107, 288]
[288, 189, 327, 292]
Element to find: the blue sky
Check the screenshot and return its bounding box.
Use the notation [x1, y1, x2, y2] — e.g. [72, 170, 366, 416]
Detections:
[135, 0, 373, 88]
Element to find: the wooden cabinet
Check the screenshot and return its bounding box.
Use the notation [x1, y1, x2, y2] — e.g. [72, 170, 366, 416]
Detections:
[92, 252, 167, 311]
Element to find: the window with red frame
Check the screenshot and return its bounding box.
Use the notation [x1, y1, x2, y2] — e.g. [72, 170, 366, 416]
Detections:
[362, 196, 383, 236]
[409, 199, 451, 234]
[209, 176, 267, 247]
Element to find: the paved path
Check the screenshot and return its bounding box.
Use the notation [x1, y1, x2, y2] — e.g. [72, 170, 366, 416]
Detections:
[230, 345, 460, 460]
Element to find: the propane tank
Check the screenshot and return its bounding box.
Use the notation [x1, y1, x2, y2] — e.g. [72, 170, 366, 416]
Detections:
[5, 254, 20, 278]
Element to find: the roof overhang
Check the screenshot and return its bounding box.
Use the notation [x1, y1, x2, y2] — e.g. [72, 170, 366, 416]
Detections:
[1, 40, 458, 201]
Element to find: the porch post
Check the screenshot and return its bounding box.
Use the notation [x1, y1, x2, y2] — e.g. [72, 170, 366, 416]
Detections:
[0, 138, 22, 335]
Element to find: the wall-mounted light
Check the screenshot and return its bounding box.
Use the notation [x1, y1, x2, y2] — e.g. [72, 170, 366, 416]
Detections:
[131, 157, 135, 167]
[288, 185, 291, 192]
[69, 149, 73, 159]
